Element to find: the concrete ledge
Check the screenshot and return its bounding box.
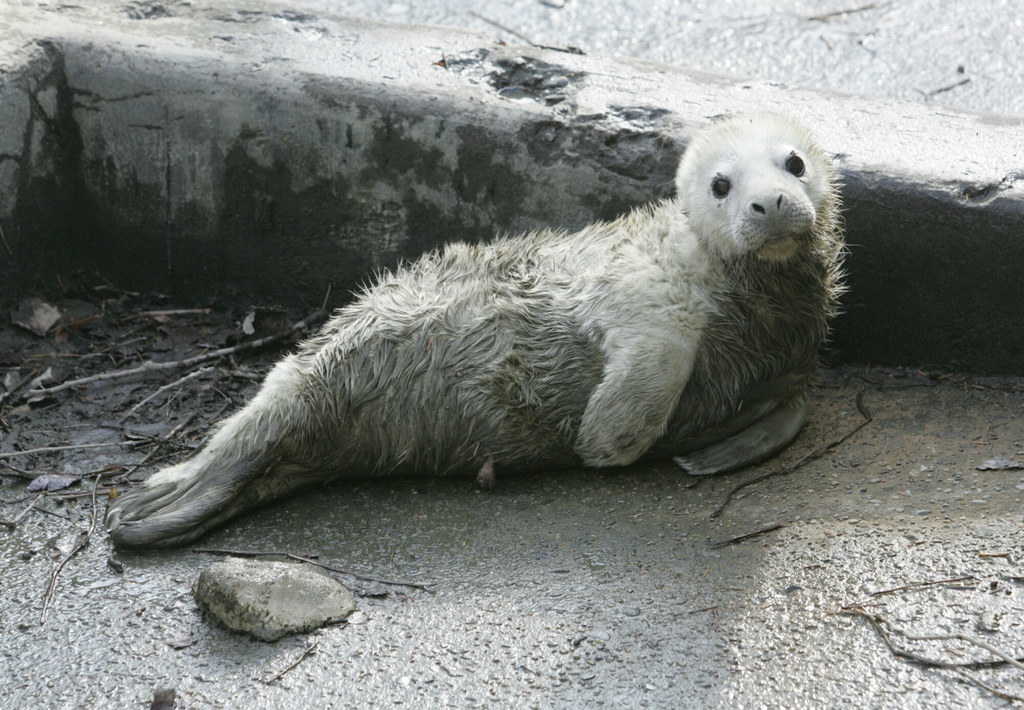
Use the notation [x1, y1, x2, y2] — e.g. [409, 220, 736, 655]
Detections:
[2, 0, 1023, 372]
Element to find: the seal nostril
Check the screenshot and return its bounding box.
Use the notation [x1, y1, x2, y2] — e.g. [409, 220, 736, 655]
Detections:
[777, 194, 785, 209]
[751, 203, 765, 215]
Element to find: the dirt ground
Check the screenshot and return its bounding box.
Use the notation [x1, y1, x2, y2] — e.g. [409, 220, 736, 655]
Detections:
[2, 289, 1023, 708]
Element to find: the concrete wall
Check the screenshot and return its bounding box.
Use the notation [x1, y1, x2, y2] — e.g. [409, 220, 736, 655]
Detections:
[2, 1, 1023, 372]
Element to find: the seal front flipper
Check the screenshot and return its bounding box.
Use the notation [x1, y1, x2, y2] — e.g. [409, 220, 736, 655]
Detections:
[575, 331, 698, 468]
[673, 398, 807, 476]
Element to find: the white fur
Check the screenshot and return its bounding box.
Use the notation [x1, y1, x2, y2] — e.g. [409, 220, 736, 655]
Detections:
[676, 113, 830, 262]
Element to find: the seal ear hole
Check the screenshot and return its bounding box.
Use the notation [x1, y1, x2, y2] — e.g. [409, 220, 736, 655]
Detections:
[711, 175, 731, 198]
[785, 152, 805, 178]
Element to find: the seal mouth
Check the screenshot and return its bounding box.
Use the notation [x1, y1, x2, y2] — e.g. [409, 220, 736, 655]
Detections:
[756, 233, 801, 262]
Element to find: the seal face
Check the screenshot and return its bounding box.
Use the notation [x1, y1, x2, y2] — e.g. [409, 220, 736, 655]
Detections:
[676, 113, 833, 263]
[105, 113, 844, 548]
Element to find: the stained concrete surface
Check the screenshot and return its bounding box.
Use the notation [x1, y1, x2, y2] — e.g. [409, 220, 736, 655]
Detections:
[3, 360, 1024, 708]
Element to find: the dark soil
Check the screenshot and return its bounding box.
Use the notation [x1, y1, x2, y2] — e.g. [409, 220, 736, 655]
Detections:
[0, 284, 324, 527]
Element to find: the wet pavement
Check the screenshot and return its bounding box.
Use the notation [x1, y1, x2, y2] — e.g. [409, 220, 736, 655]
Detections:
[3, 309, 1024, 707]
[319, 0, 1024, 117]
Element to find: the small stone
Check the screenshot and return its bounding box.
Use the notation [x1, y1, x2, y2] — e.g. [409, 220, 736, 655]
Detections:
[977, 456, 1022, 471]
[194, 558, 356, 641]
[976, 611, 1002, 633]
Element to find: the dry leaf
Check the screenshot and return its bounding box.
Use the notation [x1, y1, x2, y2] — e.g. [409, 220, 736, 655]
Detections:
[27, 473, 78, 492]
[977, 455, 1023, 471]
[11, 298, 62, 337]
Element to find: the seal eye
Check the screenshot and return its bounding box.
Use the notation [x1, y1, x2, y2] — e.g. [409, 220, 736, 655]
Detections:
[785, 152, 805, 177]
[711, 176, 731, 198]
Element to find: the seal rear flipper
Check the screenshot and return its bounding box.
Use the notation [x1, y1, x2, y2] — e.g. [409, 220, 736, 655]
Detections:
[106, 355, 320, 547]
[673, 398, 807, 476]
[105, 452, 266, 548]
[107, 458, 318, 548]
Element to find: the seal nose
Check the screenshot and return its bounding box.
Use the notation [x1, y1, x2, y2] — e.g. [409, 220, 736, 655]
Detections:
[750, 195, 785, 216]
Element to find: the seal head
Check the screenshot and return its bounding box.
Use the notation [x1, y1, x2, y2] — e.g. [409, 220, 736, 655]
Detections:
[676, 113, 834, 263]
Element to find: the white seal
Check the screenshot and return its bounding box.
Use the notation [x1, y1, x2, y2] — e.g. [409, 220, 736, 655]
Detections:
[106, 113, 844, 548]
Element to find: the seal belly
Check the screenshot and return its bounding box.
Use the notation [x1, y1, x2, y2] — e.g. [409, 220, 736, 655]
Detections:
[305, 289, 605, 479]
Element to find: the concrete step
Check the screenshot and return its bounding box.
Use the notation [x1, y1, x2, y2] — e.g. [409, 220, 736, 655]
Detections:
[2, 0, 1022, 372]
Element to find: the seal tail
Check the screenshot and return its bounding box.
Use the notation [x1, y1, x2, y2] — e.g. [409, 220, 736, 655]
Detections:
[106, 357, 316, 548]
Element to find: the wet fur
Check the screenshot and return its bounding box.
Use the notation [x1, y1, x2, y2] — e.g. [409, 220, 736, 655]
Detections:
[106, 113, 844, 548]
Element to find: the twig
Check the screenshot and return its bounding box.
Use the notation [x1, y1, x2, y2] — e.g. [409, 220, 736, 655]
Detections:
[132, 308, 212, 319]
[164, 411, 197, 441]
[26, 305, 328, 398]
[0, 367, 40, 407]
[952, 668, 1024, 703]
[79, 464, 129, 480]
[263, 637, 320, 685]
[54, 489, 114, 502]
[32, 506, 72, 521]
[0, 460, 34, 478]
[686, 605, 719, 615]
[0, 441, 138, 460]
[711, 523, 784, 548]
[846, 608, 1024, 681]
[711, 407, 873, 519]
[122, 448, 177, 476]
[87, 336, 148, 358]
[867, 575, 977, 598]
[87, 471, 102, 535]
[0, 220, 12, 257]
[190, 547, 434, 591]
[119, 367, 214, 422]
[226, 368, 263, 381]
[470, 11, 538, 45]
[192, 547, 318, 559]
[805, 3, 879, 21]
[0, 493, 44, 529]
[287, 553, 434, 592]
[40, 476, 101, 625]
[926, 77, 971, 97]
[855, 388, 872, 419]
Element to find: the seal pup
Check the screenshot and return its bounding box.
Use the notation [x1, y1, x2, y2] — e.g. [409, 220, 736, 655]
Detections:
[106, 113, 843, 548]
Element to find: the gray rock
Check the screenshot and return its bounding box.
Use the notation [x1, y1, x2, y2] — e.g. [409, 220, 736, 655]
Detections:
[194, 558, 356, 641]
